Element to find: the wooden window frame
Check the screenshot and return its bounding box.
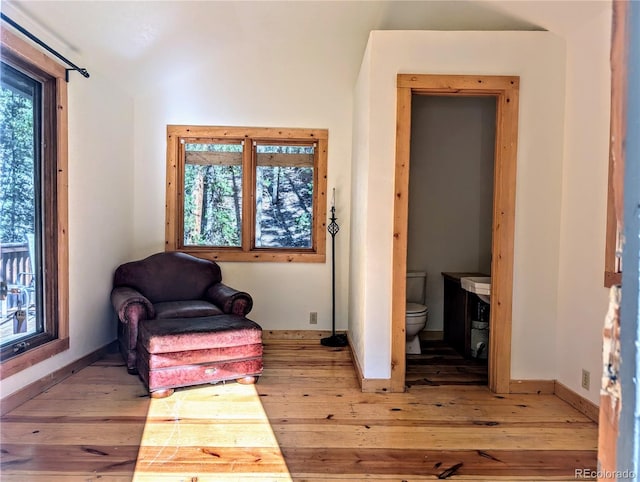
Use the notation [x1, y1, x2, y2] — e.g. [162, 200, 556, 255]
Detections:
[0, 29, 70, 379]
[166, 125, 328, 262]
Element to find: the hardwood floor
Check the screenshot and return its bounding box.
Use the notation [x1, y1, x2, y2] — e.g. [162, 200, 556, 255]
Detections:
[0, 337, 597, 481]
[406, 339, 488, 388]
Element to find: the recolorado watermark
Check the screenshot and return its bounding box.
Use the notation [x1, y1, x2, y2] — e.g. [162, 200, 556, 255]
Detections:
[575, 468, 636, 480]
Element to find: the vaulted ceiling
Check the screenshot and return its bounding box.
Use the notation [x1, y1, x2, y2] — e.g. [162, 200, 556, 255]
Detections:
[1, 1, 610, 95]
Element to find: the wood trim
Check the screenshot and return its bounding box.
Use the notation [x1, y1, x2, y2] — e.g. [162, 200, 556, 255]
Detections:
[166, 125, 327, 262]
[0, 25, 70, 378]
[346, 332, 393, 393]
[489, 80, 519, 394]
[262, 329, 345, 340]
[165, 127, 179, 251]
[360, 377, 393, 393]
[1, 338, 69, 380]
[245, 137, 254, 252]
[511, 379, 599, 422]
[315, 138, 328, 260]
[0, 28, 66, 78]
[56, 76, 69, 342]
[346, 331, 364, 389]
[167, 125, 328, 141]
[392, 74, 519, 395]
[509, 379, 556, 394]
[390, 85, 412, 393]
[398, 74, 520, 92]
[555, 381, 599, 423]
[605, 270, 622, 287]
[604, 174, 621, 287]
[599, 2, 629, 474]
[604, 0, 628, 289]
[179, 248, 326, 264]
[0, 342, 116, 416]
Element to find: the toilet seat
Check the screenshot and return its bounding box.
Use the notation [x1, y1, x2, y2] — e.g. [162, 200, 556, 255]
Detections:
[406, 302, 428, 316]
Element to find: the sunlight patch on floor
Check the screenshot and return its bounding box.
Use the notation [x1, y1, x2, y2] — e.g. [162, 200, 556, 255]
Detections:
[132, 382, 293, 481]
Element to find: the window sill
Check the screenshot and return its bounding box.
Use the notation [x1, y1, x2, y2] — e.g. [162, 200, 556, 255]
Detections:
[0, 337, 69, 380]
[178, 248, 326, 263]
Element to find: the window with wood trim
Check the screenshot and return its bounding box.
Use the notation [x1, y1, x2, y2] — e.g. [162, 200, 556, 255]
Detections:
[0, 29, 69, 377]
[166, 126, 328, 262]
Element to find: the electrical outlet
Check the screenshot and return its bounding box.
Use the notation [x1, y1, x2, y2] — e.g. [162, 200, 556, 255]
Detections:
[309, 312, 318, 325]
[581, 369, 590, 390]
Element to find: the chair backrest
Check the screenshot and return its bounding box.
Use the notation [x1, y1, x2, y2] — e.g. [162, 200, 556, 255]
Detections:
[113, 252, 222, 303]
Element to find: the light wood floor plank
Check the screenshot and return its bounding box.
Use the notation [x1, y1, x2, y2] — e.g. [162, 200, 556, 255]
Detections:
[0, 339, 597, 480]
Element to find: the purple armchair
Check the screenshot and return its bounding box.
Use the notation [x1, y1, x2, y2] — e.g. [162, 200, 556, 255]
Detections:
[111, 251, 253, 374]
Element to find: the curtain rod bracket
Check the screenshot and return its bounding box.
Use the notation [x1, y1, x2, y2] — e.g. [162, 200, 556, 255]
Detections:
[65, 68, 90, 82]
[1, 13, 90, 82]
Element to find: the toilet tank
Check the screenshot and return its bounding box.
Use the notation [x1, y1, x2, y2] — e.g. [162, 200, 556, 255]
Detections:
[406, 271, 427, 305]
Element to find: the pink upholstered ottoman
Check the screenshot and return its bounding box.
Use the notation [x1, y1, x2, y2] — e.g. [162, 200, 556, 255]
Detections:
[136, 315, 263, 397]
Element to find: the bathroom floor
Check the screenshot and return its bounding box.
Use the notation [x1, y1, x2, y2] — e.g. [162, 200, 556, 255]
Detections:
[405, 339, 488, 388]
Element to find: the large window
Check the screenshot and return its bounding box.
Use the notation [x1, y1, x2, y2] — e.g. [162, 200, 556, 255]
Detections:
[166, 126, 328, 262]
[0, 29, 69, 377]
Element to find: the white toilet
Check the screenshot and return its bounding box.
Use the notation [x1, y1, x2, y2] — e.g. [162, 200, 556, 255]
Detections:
[406, 271, 429, 355]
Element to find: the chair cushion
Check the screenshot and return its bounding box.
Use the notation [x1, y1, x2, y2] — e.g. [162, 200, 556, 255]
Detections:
[138, 315, 262, 354]
[140, 343, 263, 369]
[154, 300, 223, 319]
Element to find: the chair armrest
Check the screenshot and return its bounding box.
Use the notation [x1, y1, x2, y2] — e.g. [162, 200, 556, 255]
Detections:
[207, 283, 253, 316]
[111, 286, 156, 323]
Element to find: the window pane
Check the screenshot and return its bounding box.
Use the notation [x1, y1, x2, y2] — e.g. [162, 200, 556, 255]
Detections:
[183, 142, 242, 247]
[255, 144, 314, 248]
[0, 62, 43, 348]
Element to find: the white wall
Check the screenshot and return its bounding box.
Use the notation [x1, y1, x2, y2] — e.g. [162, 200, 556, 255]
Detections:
[556, 8, 611, 405]
[348, 44, 373, 364]
[350, 30, 567, 379]
[132, 30, 356, 334]
[0, 13, 135, 397]
[1, 3, 611, 405]
[407, 96, 495, 331]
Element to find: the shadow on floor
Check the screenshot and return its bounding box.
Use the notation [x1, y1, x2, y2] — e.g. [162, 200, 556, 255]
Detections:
[405, 339, 488, 388]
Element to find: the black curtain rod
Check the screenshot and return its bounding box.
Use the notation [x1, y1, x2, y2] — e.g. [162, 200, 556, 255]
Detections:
[1, 13, 89, 82]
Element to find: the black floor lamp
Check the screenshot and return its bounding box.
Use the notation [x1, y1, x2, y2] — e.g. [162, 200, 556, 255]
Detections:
[321, 189, 348, 347]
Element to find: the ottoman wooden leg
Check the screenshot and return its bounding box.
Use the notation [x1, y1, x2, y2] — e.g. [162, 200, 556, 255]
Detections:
[150, 388, 175, 399]
[236, 376, 258, 385]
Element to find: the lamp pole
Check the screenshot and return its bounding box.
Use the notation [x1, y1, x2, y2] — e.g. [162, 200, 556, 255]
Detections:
[321, 189, 348, 347]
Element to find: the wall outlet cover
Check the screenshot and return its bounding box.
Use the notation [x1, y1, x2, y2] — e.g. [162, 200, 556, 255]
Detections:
[581, 369, 590, 390]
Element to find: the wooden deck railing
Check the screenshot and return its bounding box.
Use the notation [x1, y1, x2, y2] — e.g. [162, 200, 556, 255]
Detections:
[1, 242, 31, 285]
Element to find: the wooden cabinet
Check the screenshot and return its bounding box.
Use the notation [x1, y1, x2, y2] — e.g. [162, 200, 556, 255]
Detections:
[442, 272, 488, 358]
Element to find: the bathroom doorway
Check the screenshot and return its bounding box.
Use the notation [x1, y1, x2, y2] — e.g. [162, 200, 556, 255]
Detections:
[405, 95, 495, 387]
[391, 74, 519, 393]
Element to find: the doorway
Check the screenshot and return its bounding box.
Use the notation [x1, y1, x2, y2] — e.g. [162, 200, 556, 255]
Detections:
[391, 74, 520, 393]
[405, 95, 495, 386]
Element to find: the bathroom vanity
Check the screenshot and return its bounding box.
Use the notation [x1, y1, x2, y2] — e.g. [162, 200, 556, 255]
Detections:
[441, 272, 490, 358]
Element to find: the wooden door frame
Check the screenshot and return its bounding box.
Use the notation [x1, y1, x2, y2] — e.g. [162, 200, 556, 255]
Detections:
[391, 74, 520, 393]
[599, 0, 637, 475]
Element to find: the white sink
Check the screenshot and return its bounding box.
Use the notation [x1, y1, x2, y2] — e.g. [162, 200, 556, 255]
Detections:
[461, 276, 491, 304]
